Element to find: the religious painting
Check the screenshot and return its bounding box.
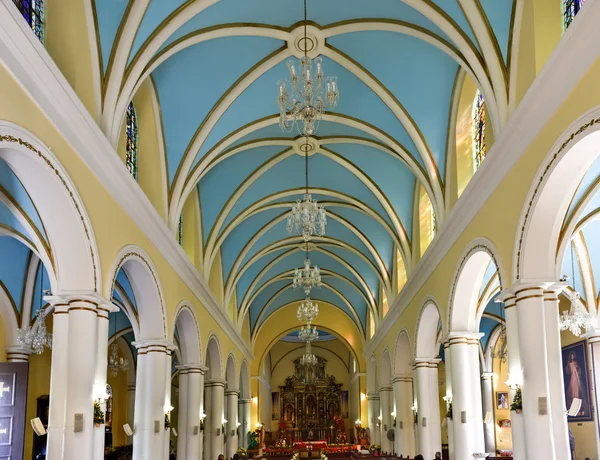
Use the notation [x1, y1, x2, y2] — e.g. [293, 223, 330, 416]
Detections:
[562, 340, 593, 421]
[496, 391, 509, 410]
[341, 390, 349, 418]
[272, 392, 280, 420]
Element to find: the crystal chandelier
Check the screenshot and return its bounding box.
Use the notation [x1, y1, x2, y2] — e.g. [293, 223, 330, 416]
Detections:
[297, 297, 319, 323]
[559, 241, 597, 336]
[16, 266, 52, 354]
[108, 312, 129, 377]
[293, 245, 322, 295]
[300, 341, 318, 366]
[277, 0, 339, 137]
[298, 324, 319, 342]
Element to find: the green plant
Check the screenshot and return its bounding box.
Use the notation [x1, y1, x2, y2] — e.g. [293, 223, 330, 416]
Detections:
[510, 388, 523, 412]
[93, 401, 104, 426]
[446, 402, 453, 420]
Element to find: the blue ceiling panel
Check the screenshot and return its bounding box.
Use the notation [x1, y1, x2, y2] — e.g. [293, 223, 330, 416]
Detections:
[430, 0, 478, 49]
[561, 241, 586, 301]
[479, 0, 515, 63]
[109, 309, 133, 336]
[115, 269, 137, 311]
[152, 36, 284, 184]
[482, 293, 503, 318]
[323, 275, 367, 325]
[199, 145, 288, 242]
[480, 260, 499, 297]
[248, 278, 293, 326]
[0, 202, 29, 240]
[566, 155, 600, 223]
[93, 0, 130, 73]
[323, 245, 379, 300]
[31, 261, 50, 321]
[582, 222, 600, 297]
[324, 142, 416, 231]
[479, 316, 500, 350]
[328, 31, 457, 176]
[0, 237, 30, 314]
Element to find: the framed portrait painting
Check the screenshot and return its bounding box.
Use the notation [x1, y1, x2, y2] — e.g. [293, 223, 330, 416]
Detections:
[496, 391, 509, 410]
[562, 340, 593, 422]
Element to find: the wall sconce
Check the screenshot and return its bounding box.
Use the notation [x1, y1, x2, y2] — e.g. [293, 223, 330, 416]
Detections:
[256, 422, 263, 431]
[199, 412, 206, 431]
[391, 411, 396, 427]
[443, 396, 453, 420]
[410, 405, 418, 425]
[376, 415, 382, 427]
[360, 392, 366, 401]
[506, 370, 523, 389]
[354, 419, 362, 427]
[93, 383, 109, 402]
[252, 396, 258, 404]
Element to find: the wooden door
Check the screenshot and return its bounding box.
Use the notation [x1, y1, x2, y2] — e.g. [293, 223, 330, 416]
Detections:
[0, 362, 29, 460]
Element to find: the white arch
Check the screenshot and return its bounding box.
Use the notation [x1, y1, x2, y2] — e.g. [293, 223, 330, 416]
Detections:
[415, 296, 441, 359]
[516, 107, 600, 281]
[394, 328, 413, 376]
[106, 245, 167, 340]
[367, 355, 379, 394]
[239, 360, 251, 399]
[206, 333, 224, 380]
[226, 353, 237, 389]
[173, 301, 203, 365]
[380, 348, 392, 388]
[0, 122, 100, 294]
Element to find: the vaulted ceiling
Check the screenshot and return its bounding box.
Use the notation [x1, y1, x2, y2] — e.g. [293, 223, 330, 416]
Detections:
[94, 0, 516, 341]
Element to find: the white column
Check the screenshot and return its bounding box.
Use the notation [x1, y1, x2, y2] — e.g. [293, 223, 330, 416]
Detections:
[5, 346, 32, 362]
[379, 386, 393, 453]
[514, 284, 568, 460]
[226, 389, 239, 458]
[127, 384, 136, 444]
[185, 365, 206, 460]
[481, 372, 496, 455]
[393, 375, 415, 457]
[367, 394, 380, 446]
[238, 398, 251, 449]
[132, 340, 174, 460]
[413, 359, 441, 460]
[46, 296, 100, 460]
[501, 293, 526, 460]
[543, 287, 571, 459]
[442, 341, 454, 460]
[177, 370, 190, 460]
[93, 303, 118, 460]
[447, 333, 485, 458]
[205, 379, 226, 460]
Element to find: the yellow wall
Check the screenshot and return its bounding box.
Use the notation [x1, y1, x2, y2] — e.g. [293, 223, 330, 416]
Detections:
[107, 363, 129, 447]
[492, 351, 512, 452]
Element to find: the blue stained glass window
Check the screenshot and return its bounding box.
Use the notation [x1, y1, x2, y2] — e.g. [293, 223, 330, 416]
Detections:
[472, 90, 486, 170]
[12, 0, 44, 42]
[126, 102, 138, 180]
[564, 0, 584, 29]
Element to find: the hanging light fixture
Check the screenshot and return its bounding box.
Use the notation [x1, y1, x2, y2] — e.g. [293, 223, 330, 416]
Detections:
[108, 311, 129, 377]
[559, 240, 597, 336]
[293, 242, 322, 295]
[277, 0, 339, 137]
[297, 297, 319, 323]
[16, 264, 52, 354]
[300, 341, 318, 366]
[298, 324, 319, 342]
[286, 137, 327, 241]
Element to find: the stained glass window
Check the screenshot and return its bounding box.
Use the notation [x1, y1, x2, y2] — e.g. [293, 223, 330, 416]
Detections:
[472, 90, 486, 170]
[125, 102, 138, 180]
[12, 0, 44, 42]
[564, 0, 584, 29]
[178, 213, 183, 246]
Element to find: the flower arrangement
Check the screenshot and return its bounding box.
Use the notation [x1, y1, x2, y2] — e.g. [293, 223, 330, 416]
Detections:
[510, 388, 523, 413]
[369, 444, 380, 454]
[237, 447, 248, 457]
[320, 451, 328, 460]
[93, 401, 105, 426]
[291, 452, 300, 460]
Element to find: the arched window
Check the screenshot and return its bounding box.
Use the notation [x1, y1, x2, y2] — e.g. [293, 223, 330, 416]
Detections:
[472, 90, 486, 170]
[564, 0, 585, 29]
[12, 0, 44, 41]
[125, 102, 138, 180]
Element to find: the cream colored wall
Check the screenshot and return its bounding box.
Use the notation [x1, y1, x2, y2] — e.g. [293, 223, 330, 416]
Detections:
[107, 361, 129, 447]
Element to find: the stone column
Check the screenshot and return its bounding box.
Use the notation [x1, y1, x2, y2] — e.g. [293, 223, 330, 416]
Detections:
[514, 283, 569, 460]
[177, 369, 190, 460]
[393, 375, 415, 457]
[93, 303, 118, 460]
[127, 384, 135, 444]
[46, 295, 100, 460]
[205, 379, 226, 460]
[238, 398, 251, 449]
[184, 365, 206, 460]
[447, 333, 485, 458]
[379, 386, 393, 453]
[481, 372, 496, 455]
[500, 293, 526, 460]
[131, 340, 175, 460]
[413, 359, 441, 460]
[225, 389, 239, 458]
[442, 340, 454, 460]
[367, 393, 380, 446]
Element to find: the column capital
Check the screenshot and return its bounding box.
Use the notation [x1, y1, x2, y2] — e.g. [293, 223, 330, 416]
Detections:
[366, 393, 380, 401]
[481, 372, 494, 380]
[238, 398, 252, 404]
[6, 346, 32, 362]
[379, 386, 393, 392]
[225, 389, 239, 397]
[205, 378, 227, 388]
[412, 358, 441, 369]
[500, 281, 564, 301]
[132, 339, 176, 354]
[582, 330, 600, 343]
[392, 373, 413, 383]
[446, 332, 483, 345]
[177, 363, 208, 374]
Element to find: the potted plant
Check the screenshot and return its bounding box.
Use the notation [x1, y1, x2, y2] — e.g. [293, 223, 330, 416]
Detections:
[93, 401, 105, 427]
[510, 388, 523, 414]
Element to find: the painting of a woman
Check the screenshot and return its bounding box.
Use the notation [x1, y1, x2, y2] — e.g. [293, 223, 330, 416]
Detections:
[562, 340, 592, 421]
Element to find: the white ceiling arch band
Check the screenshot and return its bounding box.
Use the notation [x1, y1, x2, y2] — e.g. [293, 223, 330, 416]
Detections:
[205, 195, 407, 274]
[172, 112, 440, 231]
[237, 248, 378, 319]
[250, 281, 365, 338]
[321, 20, 500, 133]
[224, 235, 389, 312]
[400, 0, 507, 129]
